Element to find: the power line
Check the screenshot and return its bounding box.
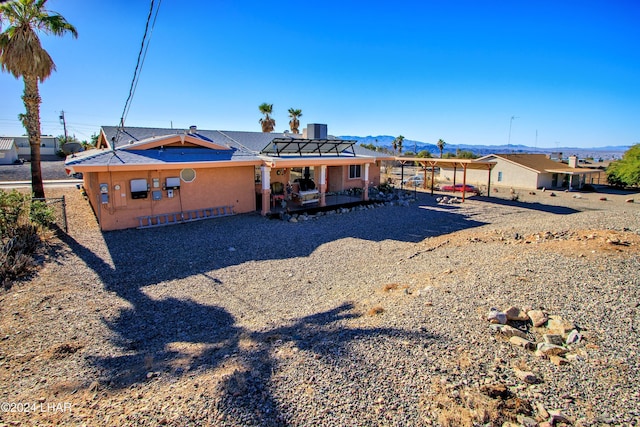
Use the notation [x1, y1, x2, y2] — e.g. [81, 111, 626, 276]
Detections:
[114, 0, 161, 145]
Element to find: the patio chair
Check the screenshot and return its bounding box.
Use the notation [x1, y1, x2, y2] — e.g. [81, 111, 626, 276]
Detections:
[271, 182, 285, 207]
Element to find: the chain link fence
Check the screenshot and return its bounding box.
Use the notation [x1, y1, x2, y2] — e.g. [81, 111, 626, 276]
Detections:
[32, 196, 68, 233]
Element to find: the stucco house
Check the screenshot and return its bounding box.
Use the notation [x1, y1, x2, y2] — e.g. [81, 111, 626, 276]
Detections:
[65, 124, 393, 231]
[439, 153, 602, 191]
[8, 135, 59, 160]
[0, 137, 20, 165]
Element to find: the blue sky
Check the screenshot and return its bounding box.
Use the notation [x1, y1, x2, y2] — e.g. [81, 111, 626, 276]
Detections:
[1, 0, 639, 148]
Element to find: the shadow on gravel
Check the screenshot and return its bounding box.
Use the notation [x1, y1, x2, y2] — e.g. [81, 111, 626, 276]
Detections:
[84, 290, 440, 425]
[83, 193, 488, 288]
[472, 195, 581, 215]
[58, 198, 451, 424]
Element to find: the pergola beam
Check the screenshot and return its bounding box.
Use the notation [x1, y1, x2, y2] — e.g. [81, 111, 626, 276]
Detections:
[394, 156, 497, 201]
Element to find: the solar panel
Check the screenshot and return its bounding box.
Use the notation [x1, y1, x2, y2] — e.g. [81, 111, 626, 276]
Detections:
[262, 138, 357, 156]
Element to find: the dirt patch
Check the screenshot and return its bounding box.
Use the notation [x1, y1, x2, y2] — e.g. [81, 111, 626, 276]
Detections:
[45, 342, 84, 360]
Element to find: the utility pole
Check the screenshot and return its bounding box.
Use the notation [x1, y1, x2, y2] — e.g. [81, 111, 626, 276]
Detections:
[59, 110, 69, 149]
[508, 116, 519, 145]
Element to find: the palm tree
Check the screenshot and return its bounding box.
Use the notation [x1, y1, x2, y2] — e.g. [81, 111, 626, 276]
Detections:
[392, 135, 404, 155]
[437, 138, 446, 158]
[396, 135, 404, 154]
[258, 103, 276, 133]
[288, 108, 302, 134]
[0, 0, 77, 198]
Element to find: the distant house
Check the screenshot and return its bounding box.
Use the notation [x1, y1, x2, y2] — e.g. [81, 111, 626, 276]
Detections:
[65, 124, 393, 231]
[0, 137, 19, 165]
[7, 135, 59, 160]
[439, 153, 603, 190]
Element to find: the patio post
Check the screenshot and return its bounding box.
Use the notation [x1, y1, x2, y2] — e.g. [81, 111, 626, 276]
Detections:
[261, 165, 271, 215]
[430, 160, 436, 196]
[319, 165, 327, 207]
[462, 163, 467, 202]
[363, 163, 370, 201]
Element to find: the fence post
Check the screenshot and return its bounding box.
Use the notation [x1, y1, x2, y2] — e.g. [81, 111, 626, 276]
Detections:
[61, 195, 68, 233]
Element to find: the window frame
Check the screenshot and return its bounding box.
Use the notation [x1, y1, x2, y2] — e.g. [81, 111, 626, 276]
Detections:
[349, 164, 362, 179]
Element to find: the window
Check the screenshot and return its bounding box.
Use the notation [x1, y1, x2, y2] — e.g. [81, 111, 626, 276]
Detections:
[497, 171, 503, 182]
[349, 164, 362, 179]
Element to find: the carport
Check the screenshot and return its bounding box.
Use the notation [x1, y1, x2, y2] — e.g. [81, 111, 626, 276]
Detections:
[396, 157, 497, 201]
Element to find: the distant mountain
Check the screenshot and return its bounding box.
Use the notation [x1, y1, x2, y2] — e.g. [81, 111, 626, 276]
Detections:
[341, 135, 439, 153]
[339, 135, 630, 159]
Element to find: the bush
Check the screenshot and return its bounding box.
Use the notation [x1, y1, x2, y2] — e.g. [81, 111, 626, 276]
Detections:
[30, 200, 55, 227]
[377, 182, 394, 194]
[0, 190, 27, 236]
[0, 190, 49, 290]
[607, 144, 640, 188]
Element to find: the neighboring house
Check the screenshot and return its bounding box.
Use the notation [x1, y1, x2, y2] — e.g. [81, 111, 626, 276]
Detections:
[10, 135, 59, 159]
[439, 153, 602, 190]
[65, 124, 393, 231]
[0, 137, 19, 164]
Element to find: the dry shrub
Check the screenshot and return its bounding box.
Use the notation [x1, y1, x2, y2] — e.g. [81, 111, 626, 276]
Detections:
[457, 350, 473, 369]
[381, 283, 409, 292]
[46, 342, 83, 360]
[1, 190, 52, 290]
[367, 305, 384, 316]
[423, 378, 526, 426]
[382, 283, 399, 292]
[434, 386, 500, 427]
[1, 224, 42, 288]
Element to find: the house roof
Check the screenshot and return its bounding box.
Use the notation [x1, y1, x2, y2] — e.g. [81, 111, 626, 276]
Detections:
[99, 126, 387, 157]
[478, 153, 602, 175]
[0, 138, 15, 151]
[487, 154, 569, 173]
[67, 126, 388, 172]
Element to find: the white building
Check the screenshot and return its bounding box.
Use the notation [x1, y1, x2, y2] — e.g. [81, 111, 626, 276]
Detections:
[0, 137, 19, 164]
[8, 135, 59, 159]
[439, 154, 603, 190]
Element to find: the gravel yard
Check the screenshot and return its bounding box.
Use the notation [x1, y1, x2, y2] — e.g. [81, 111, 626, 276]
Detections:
[1, 187, 639, 426]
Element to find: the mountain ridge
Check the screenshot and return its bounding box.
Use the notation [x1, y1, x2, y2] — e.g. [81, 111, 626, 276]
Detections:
[340, 135, 630, 159]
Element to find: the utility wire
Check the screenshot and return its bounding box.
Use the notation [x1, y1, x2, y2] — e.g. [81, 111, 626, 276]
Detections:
[113, 0, 161, 147]
[122, 0, 162, 125]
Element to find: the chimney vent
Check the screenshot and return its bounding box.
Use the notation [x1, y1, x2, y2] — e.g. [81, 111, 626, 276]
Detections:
[568, 155, 578, 168]
[307, 123, 327, 140]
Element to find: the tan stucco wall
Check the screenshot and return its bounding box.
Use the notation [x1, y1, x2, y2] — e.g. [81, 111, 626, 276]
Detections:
[440, 159, 539, 190]
[84, 166, 256, 231]
[326, 163, 380, 192]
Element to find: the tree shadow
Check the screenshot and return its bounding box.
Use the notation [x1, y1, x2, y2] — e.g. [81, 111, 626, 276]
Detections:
[56, 200, 472, 424]
[90, 194, 488, 289]
[85, 292, 440, 425]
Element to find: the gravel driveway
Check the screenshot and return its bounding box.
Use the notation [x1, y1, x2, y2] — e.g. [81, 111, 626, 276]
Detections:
[1, 187, 639, 426]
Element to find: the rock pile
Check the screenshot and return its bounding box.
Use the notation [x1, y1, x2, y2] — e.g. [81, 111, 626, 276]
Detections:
[436, 196, 461, 204]
[487, 306, 583, 367]
[279, 192, 415, 222]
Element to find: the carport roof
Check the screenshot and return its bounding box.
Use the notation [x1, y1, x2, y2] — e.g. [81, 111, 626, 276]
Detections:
[396, 157, 497, 170]
[0, 138, 15, 151]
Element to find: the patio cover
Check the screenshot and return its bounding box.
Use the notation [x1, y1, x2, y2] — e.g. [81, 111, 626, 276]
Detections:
[261, 138, 357, 157]
[396, 157, 497, 201]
